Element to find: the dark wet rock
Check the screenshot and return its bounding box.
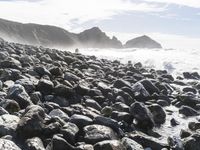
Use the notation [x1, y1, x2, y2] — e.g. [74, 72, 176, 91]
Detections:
[112, 102, 130, 112]
[188, 122, 200, 131]
[19, 55, 34, 65]
[0, 99, 20, 113]
[131, 82, 150, 102]
[69, 114, 93, 128]
[183, 87, 197, 94]
[148, 104, 166, 124]
[88, 89, 103, 97]
[64, 72, 80, 82]
[97, 82, 111, 94]
[0, 68, 21, 81]
[93, 140, 125, 150]
[61, 122, 79, 144]
[85, 99, 102, 111]
[161, 74, 174, 81]
[0, 51, 9, 60]
[121, 137, 143, 150]
[111, 111, 133, 124]
[7, 84, 32, 109]
[84, 124, 117, 144]
[130, 102, 154, 130]
[15, 79, 35, 94]
[101, 106, 112, 117]
[37, 79, 54, 95]
[170, 118, 180, 126]
[49, 109, 69, 121]
[0, 114, 19, 136]
[43, 121, 62, 137]
[47, 134, 76, 150]
[49, 67, 63, 76]
[48, 96, 70, 107]
[177, 94, 200, 108]
[128, 132, 168, 150]
[180, 129, 191, 139]
[113, 79, 131, 89]
[0, 57, 22, 69]
[183, 72, 200, 80]
[54, 84, 74, 98]
[39, 54, 52, 63]
[93, 116, 123, 136]
[30, 92, 42, 104]
[179, 105, 198, 116]
[183, 134, 200, 150]
[75, 82, 90, 95]
[16, 105, 45, 138]
[25, 137, 45, 150]
[168, 136, 183, 150]
[0, 139, 21, 150]
[157, 99, 169, 107]
[0, 107, 8, 115]
[140, 79, 160, 95]
[64, 56, 76, 64]
[34, 66, 51, 77]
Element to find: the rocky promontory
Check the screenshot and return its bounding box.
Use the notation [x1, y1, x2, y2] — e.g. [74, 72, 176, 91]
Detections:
[0, 18, 162, 49]
[124, 35, 162, 49]
[0, 38, 199, 150]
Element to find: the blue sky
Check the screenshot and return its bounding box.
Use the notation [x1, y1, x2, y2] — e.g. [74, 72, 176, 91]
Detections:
[0, 0, 200, 49]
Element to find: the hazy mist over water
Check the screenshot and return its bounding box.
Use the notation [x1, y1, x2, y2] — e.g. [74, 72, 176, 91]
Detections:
[67, 48, 200, 76]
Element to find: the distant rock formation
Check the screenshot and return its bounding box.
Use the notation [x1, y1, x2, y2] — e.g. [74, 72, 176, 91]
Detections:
[0, 18, 78, 48]
[78, 27, 122, 48]
[0, 18, 162, 49]
[0, 18, 122, 48]
[124, 35, 162, 49]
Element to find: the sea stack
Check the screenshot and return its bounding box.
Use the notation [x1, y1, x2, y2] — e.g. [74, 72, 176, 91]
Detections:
[124, 35, 162, 49]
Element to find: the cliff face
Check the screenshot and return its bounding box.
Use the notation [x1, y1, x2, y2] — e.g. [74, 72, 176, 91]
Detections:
[0, 18, 78, 47]
[0, 18, 162, 49]
[78, 27, 122, 48]
[124, 35, 162, 49]
[0, 18, 122, 48]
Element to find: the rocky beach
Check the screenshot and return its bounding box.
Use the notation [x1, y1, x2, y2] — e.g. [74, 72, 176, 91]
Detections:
[0, 38, 200, 150]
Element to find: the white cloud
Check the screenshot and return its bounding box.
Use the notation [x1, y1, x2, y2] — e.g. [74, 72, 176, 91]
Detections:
[0, 0, 164, 30]
[144, 0, 200, 8]
[107, 31, 200, 49]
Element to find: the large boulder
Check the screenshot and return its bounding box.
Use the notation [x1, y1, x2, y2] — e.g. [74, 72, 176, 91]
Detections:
[0, 139, 21, 150]
[0, 114, 20, 136]
[25, 137, 45, 150]
[130, 102, 154, 130]
[128, 132, 168, 150]
[131, 82, 150, 102]
[140, 79, 160, 95]
[7, 84, 32, 109]
[16, 105, 45, 138]
[179, 105, 198, 117]
[148, 104, 166, 124]
[69, 114, 93, 128]
[61, 122, 79, 144]
[37, 79, 54, 95]
[84, 124, 117, 144]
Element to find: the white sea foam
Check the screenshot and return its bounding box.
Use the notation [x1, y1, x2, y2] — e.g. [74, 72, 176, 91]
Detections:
[68, 48, 200, 76]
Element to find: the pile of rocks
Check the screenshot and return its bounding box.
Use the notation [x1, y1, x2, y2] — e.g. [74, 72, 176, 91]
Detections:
[0, 39, 199, 150]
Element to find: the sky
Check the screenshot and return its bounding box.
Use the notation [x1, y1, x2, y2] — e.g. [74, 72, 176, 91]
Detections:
[0, 0, 200, 49]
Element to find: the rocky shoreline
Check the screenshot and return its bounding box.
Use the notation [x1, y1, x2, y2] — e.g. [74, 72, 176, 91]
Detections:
[0, 38, 200, 150]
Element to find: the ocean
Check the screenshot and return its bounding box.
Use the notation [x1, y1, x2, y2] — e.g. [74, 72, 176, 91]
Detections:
[67, 48, 200, 77]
